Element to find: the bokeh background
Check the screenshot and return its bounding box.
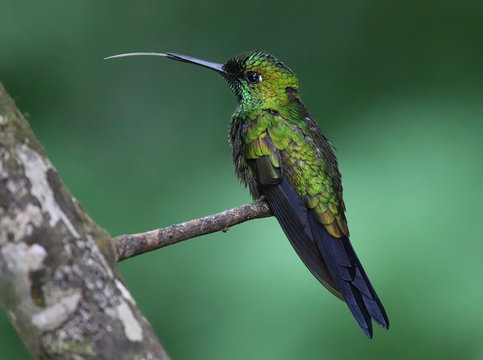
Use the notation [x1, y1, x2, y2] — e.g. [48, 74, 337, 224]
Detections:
[1, 1, 483, 359]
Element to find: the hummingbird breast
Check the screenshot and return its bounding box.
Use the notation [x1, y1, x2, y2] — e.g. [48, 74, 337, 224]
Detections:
[229, 107, 349, 239]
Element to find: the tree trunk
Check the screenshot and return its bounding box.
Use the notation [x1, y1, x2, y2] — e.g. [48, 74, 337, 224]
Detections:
[0, 83, 170, 359]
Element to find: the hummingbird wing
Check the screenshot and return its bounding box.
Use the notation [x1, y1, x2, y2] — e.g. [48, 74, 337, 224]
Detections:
[262, 175, 343, 299]
[243, 131, 341, 298]
[243, 120, 389, 337]
[294, 116, 390, 337]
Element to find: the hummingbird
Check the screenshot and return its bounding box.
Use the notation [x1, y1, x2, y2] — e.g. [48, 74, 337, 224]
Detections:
[106, 51, 389, 337]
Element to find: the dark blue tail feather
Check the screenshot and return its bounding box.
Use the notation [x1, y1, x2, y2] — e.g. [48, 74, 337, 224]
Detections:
[262, 178, 389, 337]
[308, 214, 389, 337]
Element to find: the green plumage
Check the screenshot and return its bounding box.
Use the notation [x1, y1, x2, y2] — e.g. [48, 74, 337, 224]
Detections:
[223, 52, 388, 337]
[226, 52, 348, 238]
[107, 49, 389, 338]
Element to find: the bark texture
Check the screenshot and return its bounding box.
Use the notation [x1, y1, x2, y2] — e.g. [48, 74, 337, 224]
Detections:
[0, 84, 170, 360]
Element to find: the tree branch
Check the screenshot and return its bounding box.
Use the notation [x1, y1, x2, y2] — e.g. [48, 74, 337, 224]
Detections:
[0, 83, 170, 360]
[114, 201, 272, 261]
[0, 80, 274, 359]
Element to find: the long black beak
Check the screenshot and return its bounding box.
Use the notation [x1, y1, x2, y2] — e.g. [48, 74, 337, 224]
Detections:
[104, 52, 227, 75]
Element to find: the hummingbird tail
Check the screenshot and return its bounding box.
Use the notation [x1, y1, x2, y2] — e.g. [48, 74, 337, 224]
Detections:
[308, 214, 390, 337]
[263, 178, 389, 338]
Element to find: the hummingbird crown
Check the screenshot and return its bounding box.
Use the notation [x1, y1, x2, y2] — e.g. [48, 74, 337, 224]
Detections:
[222, 51, 299, 106]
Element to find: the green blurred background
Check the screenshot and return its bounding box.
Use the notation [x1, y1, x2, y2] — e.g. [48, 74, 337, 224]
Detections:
[1, 1, 483, 359]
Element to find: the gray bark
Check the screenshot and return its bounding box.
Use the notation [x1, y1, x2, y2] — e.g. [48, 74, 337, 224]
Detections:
[0, 83, 170, 359]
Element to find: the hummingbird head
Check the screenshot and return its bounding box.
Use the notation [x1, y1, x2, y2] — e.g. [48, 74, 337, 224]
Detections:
[221, 51, 298, 105]
[105, 50, 299, 107]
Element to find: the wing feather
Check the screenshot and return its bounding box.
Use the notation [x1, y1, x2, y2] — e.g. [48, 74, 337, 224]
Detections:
[243, 118, 389, 337]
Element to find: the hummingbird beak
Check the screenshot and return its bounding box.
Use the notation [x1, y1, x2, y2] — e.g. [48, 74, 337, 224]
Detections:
[104, 52, 227, 75]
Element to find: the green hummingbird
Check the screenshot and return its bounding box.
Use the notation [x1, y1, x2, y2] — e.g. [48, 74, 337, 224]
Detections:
[106, 51, 389, 337]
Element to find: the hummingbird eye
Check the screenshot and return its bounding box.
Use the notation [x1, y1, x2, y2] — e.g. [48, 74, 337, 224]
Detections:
[245, 71, 262, 84]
